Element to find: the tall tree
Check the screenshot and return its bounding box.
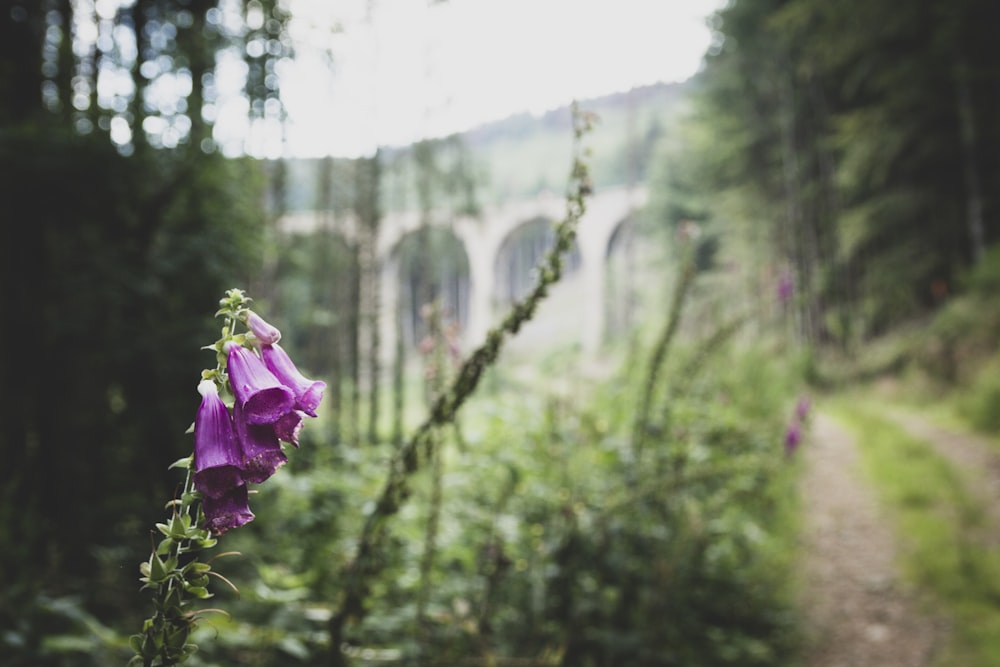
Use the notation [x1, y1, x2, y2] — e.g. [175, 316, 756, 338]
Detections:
[676, 0, 1000, 344]
[0, 0, 290, 640]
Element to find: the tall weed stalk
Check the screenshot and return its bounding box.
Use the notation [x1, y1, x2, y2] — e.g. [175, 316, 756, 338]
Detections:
[326, 105, 596, 665]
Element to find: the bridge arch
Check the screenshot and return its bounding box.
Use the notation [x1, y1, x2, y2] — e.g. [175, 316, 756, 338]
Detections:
[386, 226, 470, 347]
[493, 215, 582, 307]
[604, 215, 638, 342]
[281, 185, 649, 361]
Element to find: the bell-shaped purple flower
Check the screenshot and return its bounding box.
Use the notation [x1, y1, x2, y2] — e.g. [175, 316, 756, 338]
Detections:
[274, 410, 305, 447]
[226, 343, 295, 424]
[192, 380, 243, 499]
[777, 271, 794, 305]
[202, 484, 255, 536]
[260, 343, 326, 417]
[233, 400, 287, 484]
[245, 311, 282, 345]
[784, 422, 801, 456]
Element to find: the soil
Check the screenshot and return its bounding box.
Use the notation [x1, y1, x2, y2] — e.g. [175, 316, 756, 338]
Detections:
[795, 412, 948, 667]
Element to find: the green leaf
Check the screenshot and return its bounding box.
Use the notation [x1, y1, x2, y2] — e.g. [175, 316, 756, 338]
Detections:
[143, 631, 160, 656]
[163, 555, 178, 573]
[183, 561, 212, 575]
[148, 554, 168, 583]
[185, 586, 212, 599]
[168, 514, 188, 539]
[168, 455, 193, 470]
[165, 626, 190, 651]
[186, 574, 209, 588]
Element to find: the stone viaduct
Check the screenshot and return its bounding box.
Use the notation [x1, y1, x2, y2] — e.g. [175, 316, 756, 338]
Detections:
[280, 184, 648, 360]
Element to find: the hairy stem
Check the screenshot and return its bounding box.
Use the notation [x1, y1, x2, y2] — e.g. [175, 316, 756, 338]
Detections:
[327, 104, 595, 666]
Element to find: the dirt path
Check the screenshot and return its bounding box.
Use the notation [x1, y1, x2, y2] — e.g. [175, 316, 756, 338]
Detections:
[882, 408, 1000, 547]
[796, 412, 946, 667]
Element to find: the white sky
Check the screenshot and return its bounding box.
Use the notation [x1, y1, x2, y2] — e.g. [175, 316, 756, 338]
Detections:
[264, 0, 722, 158]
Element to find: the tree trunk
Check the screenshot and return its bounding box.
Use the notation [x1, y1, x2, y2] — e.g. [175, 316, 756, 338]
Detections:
[953, 54, 986, 264]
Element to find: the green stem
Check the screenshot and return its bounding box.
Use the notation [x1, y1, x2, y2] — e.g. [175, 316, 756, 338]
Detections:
[630, 251, 696, 463]
[327, 104, 594, 666]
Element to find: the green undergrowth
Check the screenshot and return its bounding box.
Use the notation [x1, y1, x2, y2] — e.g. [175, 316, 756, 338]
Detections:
[827, 401, 1000, 667]
[177, 340, 808, 666]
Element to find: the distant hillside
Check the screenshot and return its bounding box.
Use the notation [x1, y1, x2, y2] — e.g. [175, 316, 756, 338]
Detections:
[275, 80, 691, 214]
[460, 81, 689, 206]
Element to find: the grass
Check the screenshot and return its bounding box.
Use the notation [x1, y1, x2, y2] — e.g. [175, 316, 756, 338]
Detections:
[828, 399, 1000, 667]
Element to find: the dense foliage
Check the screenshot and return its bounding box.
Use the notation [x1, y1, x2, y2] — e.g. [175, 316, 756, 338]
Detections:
[173, 300, 805, 667]
[0, 1, 281, 662]
[652, 0, 1000, 346]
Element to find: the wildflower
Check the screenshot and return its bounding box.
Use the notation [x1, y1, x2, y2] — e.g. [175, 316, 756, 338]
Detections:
[784, 422, 801, 456]
[192, 379, 243, 499]
[777, 271, 794, 304]
[202, 484, 255, 536]
[796, 396, 811, 421]
[274, 410, 305, 447]
[233, 400, 287, 484]
[244, 311, 282, 345]
[226, 342, 295, 424]
[260, 342, 326, 417]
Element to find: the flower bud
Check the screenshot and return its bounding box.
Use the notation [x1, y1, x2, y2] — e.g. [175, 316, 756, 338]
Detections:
[245, 311, 282, 345]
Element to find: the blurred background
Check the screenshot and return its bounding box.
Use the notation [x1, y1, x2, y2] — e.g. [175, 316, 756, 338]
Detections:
[3, 0, 1000, 665]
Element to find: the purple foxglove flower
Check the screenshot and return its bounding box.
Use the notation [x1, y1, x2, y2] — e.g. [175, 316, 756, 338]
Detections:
[777, 271, 794, 304]
[796, 396, 811, 421]
[245, 311, 282, 345]
[192, 380, 243, 499]
[784, 423, 801, 456]
[202, 484, 254, 536]
[274, 410, 305, 447]
[233, 400, 287, 484]
[226, 343, 295, 424]
[260, 343, 325, 417]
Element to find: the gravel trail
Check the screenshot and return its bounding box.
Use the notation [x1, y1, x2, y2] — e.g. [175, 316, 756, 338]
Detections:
[795, 412, 946, 667]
